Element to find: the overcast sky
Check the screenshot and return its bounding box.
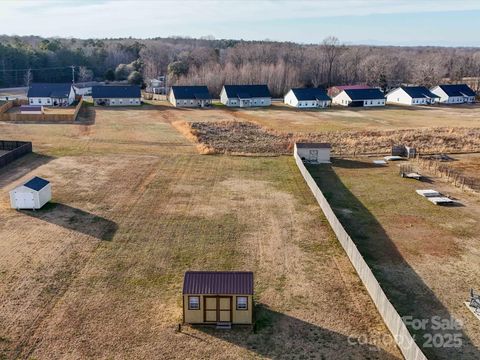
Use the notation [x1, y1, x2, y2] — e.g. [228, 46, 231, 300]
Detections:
[1, 0, 480, 46]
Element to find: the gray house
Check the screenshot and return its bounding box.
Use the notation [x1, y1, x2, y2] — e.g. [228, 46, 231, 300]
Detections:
[220, 85, 271, 107]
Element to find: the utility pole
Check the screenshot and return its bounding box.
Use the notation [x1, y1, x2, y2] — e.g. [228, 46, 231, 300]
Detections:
[70, 65, 75, 84]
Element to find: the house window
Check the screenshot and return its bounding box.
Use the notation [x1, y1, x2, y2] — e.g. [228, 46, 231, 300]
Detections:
[47, 99, 51, 104]
[236, 296, 248, 310]
[188, 296, 200, 310]
[38, 99, 41, 104]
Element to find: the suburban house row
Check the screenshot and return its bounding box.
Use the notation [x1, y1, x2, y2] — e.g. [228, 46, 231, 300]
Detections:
[25, 82, 477, 111]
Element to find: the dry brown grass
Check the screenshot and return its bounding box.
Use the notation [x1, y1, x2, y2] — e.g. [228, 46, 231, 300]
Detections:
[183, 119, 480, 156]
[0, 108, 402, 359]
[310, 158, 480, 360]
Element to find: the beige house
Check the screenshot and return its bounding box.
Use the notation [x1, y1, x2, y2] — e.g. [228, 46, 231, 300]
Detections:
[183, 271, 254, 326]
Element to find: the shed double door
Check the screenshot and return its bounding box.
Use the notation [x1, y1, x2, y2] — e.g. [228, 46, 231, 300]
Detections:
[14, 192, 35, 209]
[204, 296, 232, 323]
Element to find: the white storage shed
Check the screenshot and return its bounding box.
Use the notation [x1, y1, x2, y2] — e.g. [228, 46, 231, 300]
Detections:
[10, 176, 51, 210]
[294, 143, 331, 163]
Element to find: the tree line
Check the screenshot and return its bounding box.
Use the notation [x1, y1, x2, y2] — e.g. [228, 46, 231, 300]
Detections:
[1, 35, 480, 97]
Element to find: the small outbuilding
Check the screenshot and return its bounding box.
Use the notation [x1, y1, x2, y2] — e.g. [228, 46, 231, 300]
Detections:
[294, 143, 331, 163]
[386, 86, 439, 105]
[27, 83, 75, 106]
[183, 271, 254, 326]
[168, 86, 212, 107]
[9, 176, 51, 210]
[284, 88, 331, 108]
[20, 105, 43, 114]
[332, 88, 385, 107]
[430, 84, 476, 104]
[220, 85, 271, 107]
[92, 85, 141, 106]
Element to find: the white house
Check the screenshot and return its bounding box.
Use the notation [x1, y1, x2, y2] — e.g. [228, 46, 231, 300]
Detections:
[10, 176, 51, 210]
[168, 86, 212, 107]
[284, 88, 331, 108]
[220, 85, 271, 107]
[430, 84, 476, 104]
[27, 83, 75, 106]
[386, 86, 439, 105]
[92, 85, 141, 106]
[294, 143, 331, 163]
[332, 88, 385, 107]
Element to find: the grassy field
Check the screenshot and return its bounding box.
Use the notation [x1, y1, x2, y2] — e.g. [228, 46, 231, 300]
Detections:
[234, 102, 480, 133]
[446, 154, 480, 179]
[148, 101, 480, 133]
[0, 108, 402, 359]
[309, 159, 480, 360]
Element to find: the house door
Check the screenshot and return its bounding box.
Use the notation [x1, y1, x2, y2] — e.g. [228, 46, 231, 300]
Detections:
[204, 296, 232, 323]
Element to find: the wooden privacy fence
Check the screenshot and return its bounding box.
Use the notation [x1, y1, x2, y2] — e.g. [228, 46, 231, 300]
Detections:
[0, 140, 32, 168]
[294, 152, 427, 360]
[0, 97, 83, 122]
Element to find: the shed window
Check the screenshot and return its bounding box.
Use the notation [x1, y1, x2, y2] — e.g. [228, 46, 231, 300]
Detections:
[236, 296, 248, 310]
[188, 296, 200, 310]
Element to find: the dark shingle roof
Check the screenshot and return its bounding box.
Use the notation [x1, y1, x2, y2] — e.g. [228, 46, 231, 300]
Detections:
[290, 88, 331, 101]
[398, 86, 439, 99]
[183, 271, 254, 295]
[344, 88, 385, 100]
[23, 177, 49, 191]
[92, 85, 141, 99]
[171, 86, 211, 100]
[331, 85, 370, 91]
[27, 83, 72, 98]
[296, 143, 331, 149]
[437, 84, 476, 97]
[20, 105, 43, 111]
[223, 85, 271, 99]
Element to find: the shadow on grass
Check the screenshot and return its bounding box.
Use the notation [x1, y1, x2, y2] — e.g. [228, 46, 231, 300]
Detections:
[0, 153, 54, 188]
[193, 304, 401, 359]
[22, 202, 117, 241]
[75, 105, 96, 124]
[306, 159, 480, 359]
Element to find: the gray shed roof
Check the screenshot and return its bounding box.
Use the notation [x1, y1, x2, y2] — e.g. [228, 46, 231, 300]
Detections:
[183, 271, 254, 295]
[296, 143, 331, 149]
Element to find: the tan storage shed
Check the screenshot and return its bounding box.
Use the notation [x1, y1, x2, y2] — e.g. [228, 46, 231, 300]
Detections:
[183, 271, 254, 326]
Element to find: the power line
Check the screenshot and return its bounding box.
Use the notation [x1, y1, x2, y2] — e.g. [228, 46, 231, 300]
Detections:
[0, 65, 77, 72]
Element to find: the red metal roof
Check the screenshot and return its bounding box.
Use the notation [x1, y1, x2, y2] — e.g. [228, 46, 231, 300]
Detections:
[183, 271, 254, 295]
